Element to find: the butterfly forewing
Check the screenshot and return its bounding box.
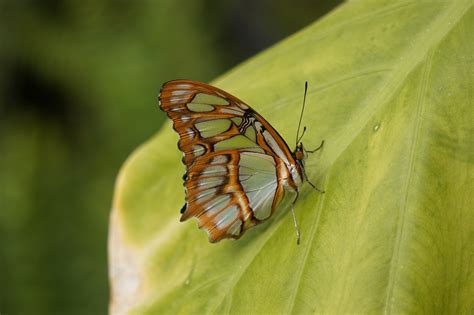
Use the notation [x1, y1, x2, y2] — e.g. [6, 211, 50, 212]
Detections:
[159, 81, 246, 166]
[159, 80, 302, 242]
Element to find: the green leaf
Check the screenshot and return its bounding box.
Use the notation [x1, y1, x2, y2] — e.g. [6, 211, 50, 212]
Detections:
[109, 1, 474, 314]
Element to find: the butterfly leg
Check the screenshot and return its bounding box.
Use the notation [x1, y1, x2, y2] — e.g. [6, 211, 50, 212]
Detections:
[302, 167, 325, 193]
[307, 140, 325, 153]
[291, 191, 301, 245]
[307, 179, 325, 193]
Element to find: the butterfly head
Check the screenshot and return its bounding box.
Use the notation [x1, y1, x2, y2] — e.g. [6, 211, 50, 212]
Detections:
[293, 142, 307, 165]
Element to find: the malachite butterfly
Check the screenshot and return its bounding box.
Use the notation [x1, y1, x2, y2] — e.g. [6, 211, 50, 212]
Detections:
[158, 80, 324, 244]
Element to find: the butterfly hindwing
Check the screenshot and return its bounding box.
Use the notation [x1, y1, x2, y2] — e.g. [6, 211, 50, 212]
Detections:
[182, 151, 254, 241]
[182, 150, 289, 242]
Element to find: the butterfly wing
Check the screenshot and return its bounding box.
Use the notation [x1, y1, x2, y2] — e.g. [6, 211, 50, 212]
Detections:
[159, 80, 301, 242]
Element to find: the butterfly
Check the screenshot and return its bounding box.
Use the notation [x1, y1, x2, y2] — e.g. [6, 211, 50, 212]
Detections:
[158, 80, 324, 244]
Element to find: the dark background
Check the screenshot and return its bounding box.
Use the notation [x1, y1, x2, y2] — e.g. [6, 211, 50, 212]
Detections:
[0, 1, 341, 314]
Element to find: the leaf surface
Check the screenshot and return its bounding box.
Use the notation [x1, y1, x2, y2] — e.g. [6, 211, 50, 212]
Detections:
[109, 1, 474, 314]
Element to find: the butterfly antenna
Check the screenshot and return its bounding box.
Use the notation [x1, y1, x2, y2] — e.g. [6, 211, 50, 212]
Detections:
[297, 126, 307, 145]
[295, 81, 308, 146]
[291, 192, 301, 245]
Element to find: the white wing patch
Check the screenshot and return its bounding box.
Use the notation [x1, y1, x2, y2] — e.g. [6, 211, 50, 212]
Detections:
[239, 152, 278, 220]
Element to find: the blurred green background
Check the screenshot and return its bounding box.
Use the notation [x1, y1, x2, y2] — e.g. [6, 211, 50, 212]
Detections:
[0, 1, 341, 314]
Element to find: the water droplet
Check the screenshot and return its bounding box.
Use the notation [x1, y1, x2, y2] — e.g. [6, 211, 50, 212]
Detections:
[373, 123, 380, 132]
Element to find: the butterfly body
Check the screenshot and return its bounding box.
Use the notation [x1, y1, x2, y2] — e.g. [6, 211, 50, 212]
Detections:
[159, 80, 311, 243]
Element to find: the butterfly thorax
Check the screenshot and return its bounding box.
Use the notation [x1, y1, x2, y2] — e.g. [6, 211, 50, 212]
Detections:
[290, 142, 307, 188]
[294, 142, 306, 162]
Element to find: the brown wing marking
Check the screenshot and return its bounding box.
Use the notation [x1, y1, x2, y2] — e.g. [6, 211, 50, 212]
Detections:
[272, 158, 289, 211]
